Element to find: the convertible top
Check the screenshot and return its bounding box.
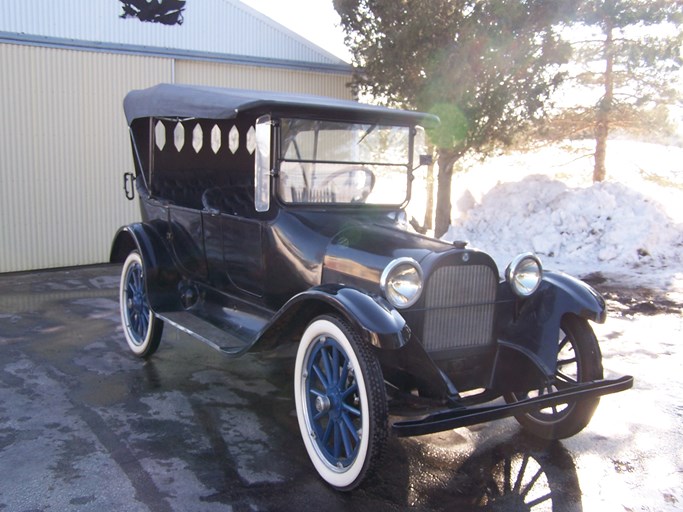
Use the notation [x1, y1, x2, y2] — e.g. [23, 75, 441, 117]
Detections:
[123, 83, 439, 127]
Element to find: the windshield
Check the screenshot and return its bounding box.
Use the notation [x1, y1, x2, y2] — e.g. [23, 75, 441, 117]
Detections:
[277, 119, 412, 205]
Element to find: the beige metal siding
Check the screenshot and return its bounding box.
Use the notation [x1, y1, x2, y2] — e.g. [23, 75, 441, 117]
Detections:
[0, 43, 353, 273]
[174, 60, 353, 98]
[0, 43, 169, 272]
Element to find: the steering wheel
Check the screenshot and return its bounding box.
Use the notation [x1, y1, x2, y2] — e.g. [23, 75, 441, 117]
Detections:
[317, 167, 376, 203]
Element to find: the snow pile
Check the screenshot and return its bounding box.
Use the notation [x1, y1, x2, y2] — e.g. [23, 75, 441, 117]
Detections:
[441, 141, 683, 291]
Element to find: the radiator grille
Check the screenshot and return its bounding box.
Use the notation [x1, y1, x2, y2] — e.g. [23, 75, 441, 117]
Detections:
[422, 265, 497, 352]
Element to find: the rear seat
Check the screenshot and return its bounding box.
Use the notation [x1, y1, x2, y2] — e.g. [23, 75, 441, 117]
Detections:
[151, 169, 256, 216]
[151, 171, 215, 210]
[201, 185, 255, 216]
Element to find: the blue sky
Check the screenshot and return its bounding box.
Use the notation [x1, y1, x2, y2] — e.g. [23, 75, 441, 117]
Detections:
[240, 0, 350, 61]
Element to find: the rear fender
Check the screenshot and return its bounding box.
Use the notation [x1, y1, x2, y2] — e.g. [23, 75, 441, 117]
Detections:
[110, 224, 181, 311]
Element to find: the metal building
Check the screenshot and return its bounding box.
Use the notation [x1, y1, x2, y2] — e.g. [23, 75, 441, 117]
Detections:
[0, 0, 352, 273]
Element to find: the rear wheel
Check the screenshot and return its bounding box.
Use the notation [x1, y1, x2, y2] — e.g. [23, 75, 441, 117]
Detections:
[505, 314, 603, 440]
[119, 251, 163, 358]
[294, 315, 387, 490]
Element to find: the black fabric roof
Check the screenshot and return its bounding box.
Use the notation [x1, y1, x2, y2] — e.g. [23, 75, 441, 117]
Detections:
[123, 83, 438, 126]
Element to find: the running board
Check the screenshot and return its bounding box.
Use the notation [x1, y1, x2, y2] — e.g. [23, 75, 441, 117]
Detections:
[392, 375, 634, 437]
[157, 311, 253, 355]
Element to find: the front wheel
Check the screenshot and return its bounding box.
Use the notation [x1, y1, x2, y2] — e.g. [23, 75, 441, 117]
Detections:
[505, 314, 603, 440]
[119, 251, 163, 358]
[294, 315, 387, 490]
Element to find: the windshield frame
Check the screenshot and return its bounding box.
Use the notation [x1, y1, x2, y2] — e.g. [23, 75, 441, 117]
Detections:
[274, 117, 416, 209]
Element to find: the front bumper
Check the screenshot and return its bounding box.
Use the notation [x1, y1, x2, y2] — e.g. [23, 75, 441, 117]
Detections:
[392, 375, 634, 437]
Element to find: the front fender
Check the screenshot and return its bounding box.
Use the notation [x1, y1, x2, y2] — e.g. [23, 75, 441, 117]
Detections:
[255, 284, 459, 400]
[270, 284, 410, 350]
[495, 271, 606, 380]
[110, 224, 181, 311]
[542, 270, 606, 324]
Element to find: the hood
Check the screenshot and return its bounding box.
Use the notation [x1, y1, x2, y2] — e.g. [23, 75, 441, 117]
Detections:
[322, 221, 460, 289]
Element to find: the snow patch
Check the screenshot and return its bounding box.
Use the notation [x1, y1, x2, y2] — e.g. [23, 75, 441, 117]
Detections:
[441, 141, 683, 292]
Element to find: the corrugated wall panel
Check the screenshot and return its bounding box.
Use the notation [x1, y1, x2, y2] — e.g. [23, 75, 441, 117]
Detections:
[174, 60, 353, 98]
[0, 43, 169, 272]
[0, 0, 345, 66]
[0, 43, 354, 273]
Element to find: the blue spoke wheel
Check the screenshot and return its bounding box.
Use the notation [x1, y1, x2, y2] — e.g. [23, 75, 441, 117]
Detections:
[294, 315, 387, 490]
[119, 252, 163, 358]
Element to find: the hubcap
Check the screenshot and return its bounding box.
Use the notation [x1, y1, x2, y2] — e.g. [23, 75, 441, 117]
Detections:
[315, 395, 331, 413]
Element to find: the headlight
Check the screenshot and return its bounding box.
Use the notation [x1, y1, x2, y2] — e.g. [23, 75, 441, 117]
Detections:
[506, 253, 543, 298]
[380, 257, 423, 308]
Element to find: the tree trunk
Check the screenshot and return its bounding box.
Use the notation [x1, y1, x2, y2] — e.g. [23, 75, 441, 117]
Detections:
[594, 8, 614, 183]
[434, 149, 459, 239]
[422, 158, 435, 231]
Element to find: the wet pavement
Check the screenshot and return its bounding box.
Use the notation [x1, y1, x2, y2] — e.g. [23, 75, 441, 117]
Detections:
[0, 264, 681, 511]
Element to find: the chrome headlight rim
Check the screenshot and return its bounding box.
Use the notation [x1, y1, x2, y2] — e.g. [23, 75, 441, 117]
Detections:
[380, 257, 424, 309]
[506, 252, 543, 298]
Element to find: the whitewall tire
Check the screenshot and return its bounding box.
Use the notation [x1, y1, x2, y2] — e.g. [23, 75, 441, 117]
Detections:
[294, 315, 387, 490]
[119, 251, 163, 358]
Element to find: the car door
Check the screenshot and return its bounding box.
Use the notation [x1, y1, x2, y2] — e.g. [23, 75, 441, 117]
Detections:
[168, 204, 207, 279]
[201, 185, 264, 297]
[221, 214, 264, 297]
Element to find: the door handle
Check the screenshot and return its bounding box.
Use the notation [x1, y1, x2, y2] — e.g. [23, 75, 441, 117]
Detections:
[123, 172, 135, 200]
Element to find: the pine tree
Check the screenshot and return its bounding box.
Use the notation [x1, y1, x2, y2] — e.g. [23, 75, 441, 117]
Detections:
[334, 0, 574, 237]
[562, 0, 682, 182]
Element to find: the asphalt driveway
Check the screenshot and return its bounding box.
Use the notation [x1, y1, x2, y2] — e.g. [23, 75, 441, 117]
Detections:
[0, 264, 680, 511]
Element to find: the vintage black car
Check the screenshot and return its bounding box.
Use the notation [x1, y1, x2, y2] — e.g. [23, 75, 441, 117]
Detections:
[111, 83, 632, 490]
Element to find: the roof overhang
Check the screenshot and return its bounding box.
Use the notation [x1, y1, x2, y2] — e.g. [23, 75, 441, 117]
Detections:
[124, 84, 440, 127]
